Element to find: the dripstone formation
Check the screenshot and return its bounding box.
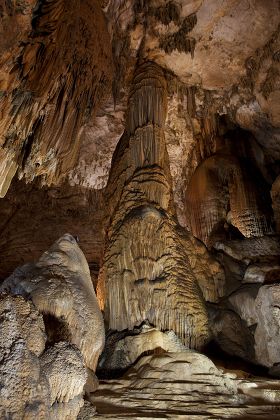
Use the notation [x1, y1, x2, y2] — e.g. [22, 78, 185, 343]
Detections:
[98, 62, 209, 349]
[2, 233, 105, 371]
[0, 234, 104, 419]
[0, 1, 280, 419]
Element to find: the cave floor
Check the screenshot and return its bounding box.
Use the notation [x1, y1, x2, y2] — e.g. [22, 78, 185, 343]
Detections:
[87, 352, 280, 419]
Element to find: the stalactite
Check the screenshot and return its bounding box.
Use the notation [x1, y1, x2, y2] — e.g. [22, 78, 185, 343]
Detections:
[98, 61, 209, 350]
[0, 0, 113, 196]
[185, 154, 271, 246]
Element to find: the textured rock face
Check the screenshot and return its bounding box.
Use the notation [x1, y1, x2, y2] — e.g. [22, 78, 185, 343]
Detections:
[0, 293, 50, 419]
[40, 342, 87, 405]
[98, 61, 209, 349]
[94, 351, 280, 418]
[0, 1, 279, 418]
[186, 153, 271, 246]
[255, 285, 280, 368]
[0, 180, 104, 282]
[228, 285, 260, 327]
[2, 234, 105, 371]
[0, 0, 112, 195]
[63, 0, 279, 224]
[208, 305, 255, 362]
[99, 324, 186, 372]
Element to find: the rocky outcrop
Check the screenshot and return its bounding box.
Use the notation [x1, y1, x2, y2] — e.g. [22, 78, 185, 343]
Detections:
[208, 304, 255, 362]
[99, 324, 186, 372]
[2, 234, 105, 371]
[255, 284, 280, 368]
[98, 61, 209, 349]
[40, 342, 86, 405]
[214, 235, 280, 263]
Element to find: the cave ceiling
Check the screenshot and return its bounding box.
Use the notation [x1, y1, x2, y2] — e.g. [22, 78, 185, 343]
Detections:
[0, 0, 279, 274]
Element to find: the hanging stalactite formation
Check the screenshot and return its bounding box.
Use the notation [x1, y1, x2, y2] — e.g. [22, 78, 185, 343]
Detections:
[185, 154, 272, 247]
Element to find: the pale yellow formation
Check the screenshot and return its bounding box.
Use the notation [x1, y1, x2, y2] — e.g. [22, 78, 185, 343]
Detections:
[2, 234, 105, 371]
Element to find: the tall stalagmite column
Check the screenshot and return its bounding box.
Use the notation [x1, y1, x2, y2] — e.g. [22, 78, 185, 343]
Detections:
[98, 62, 209, 349]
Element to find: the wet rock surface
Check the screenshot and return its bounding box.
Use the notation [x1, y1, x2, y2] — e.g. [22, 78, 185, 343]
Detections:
[93, 352, 280, 419]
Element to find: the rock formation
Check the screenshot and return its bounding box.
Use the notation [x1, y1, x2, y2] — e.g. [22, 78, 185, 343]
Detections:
[0, 0, 112, 195]
[0, 1, 280, 418]
[185, 153, 271, 246]
[98, 61, 209, 349]
[0, 293, 49, 419]
[40, 342, 86, 409]
[2, 233, 105, 371]
[93, 351, 280, 418]
[99, 323, 186, 372]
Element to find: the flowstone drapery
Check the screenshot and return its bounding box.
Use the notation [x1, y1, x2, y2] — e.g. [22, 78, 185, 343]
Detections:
[185, 154, 271, 246]
[98, 62, 209, 349]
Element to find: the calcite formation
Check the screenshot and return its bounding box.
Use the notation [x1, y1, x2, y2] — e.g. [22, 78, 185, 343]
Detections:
[0, 0, 112, 196]
[94, 352, 280, 419]
[99, 324, 187, 372]
[0, 1, 279, 418]
[186, 153, 271, 246]
[40, 342, 87, 405]
[98, 61, 209, 349]
[2, 233, 105, 371]
[0, 293, 50, 419]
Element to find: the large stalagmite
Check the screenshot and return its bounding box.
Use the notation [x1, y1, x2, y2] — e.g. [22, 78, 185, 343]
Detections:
[2, 234, 105, 371]
[98, 62, 209, 349]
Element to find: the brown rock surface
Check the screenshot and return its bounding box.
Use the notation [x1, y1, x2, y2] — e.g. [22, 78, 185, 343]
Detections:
[93, 351, 280, 419]
[0, 179, 104, 281]
[0, 0, 112, 195]
[98, 61, 210, 349]
[0, 293, 50, 419]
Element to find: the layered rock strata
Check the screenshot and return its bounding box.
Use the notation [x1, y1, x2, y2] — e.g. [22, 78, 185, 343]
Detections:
[98, 61, 209, 349]
[94, 351, 280, 419]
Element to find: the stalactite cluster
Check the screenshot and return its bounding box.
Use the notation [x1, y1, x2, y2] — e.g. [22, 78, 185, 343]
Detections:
[0, 0, 113, 197]
[98, 61, 209, 349]
[185, 154, 271, 246]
